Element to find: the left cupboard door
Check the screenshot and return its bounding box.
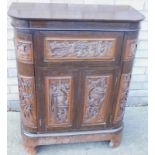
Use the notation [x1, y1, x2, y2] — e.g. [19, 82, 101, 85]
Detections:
[36, 68, 78, 132]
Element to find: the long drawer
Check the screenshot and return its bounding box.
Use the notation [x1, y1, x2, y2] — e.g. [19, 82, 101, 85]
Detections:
[34, 31, 124, 67]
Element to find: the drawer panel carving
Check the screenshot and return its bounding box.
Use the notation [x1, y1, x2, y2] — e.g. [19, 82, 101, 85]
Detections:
[114, 73, 131, 122]
[18, 74, 37, 128]
[82, 75, 112, 125]
[123, 39, 137, 60]
[45, 76, 73, 127]
[15, 33, 33, 64]
[44, 38, 116, 60]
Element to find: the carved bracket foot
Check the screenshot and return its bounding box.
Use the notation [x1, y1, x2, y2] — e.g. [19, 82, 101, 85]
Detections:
[109, 132, 122, 148]
[24, 144, 36, 155]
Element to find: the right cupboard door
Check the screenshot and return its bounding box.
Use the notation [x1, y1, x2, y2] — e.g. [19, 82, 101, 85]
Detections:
[78, 67, 119, 130]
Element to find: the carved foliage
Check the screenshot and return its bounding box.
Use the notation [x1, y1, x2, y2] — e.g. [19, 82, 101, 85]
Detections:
[83, 75, 112, 124]
[115, 73, 131, 122]
[44, 39, 116, 60]
[18, 75, 36, 127]
[124, 39, 137, 60]
[46, 77, 72, 127]
[15, 38, 33, 63]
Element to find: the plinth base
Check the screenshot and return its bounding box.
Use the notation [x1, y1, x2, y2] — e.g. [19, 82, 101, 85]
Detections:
[22, 125, 123, 155]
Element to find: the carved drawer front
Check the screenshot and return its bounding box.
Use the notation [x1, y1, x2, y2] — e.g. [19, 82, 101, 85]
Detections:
[80, 68, 115, 128]
[44, 38, 116, 60]
[44, 75, 74, 129]
[35, 31, 123, 65]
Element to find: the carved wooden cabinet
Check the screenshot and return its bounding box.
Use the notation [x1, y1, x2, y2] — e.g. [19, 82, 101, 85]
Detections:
[8, 3, 144, 154]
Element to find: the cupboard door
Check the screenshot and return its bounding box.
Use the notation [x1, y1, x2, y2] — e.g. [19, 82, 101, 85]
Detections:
[37, 68, 77, 131]
[79, 67, 118, 129]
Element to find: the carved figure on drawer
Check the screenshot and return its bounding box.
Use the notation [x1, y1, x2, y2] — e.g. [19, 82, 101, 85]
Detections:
[45, 39, 115, 59]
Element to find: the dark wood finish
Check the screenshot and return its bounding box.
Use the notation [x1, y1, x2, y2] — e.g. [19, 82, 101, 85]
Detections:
[8, 3, 144, 21]
[8, 2, 144, 154]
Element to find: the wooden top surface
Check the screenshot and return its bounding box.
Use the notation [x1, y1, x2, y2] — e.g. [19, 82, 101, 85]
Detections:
[8, 3, 144, 22]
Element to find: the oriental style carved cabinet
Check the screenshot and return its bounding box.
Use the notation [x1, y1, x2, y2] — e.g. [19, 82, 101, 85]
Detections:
[8, 3, 144, 155]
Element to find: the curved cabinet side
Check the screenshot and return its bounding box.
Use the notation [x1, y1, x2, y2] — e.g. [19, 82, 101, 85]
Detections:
[113, 31, 139, 125]
[14, 29, 37, 132]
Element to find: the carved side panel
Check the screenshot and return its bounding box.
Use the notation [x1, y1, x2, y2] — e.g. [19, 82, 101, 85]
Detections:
[45, 76, 73, 127]
[114, 73, 131, 122]
[123, 39, 137, 60]
[44, 38, 116, 60]
[82, 75, 112, 125]
[18, 75, 37, 128]
[14, 34, 33, 64]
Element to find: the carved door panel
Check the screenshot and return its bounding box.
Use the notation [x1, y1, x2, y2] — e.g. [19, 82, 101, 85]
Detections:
[78, 67, 118, 129]
[37, 68, 78, 132]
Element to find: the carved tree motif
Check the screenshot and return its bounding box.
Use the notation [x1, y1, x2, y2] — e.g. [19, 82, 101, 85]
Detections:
[124, 39, 137, 60]
[45, 39, 116, 60]
[115, 73, 131, 122]
[46, 77, 72, 127]
[15, 39, 33, 63]
[18, 75, 36, 127]
[83, 75, 112, 124]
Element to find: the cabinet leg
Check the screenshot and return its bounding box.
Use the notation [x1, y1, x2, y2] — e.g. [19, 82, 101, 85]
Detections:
[24, 144, 36, 155]
[109, 132, 122, 148]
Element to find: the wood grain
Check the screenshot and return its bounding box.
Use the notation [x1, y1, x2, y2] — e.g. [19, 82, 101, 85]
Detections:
[8, 3, 144, 22]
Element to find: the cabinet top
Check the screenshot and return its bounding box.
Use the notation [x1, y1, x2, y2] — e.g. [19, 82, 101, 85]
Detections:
[8, 3, 144, 22]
